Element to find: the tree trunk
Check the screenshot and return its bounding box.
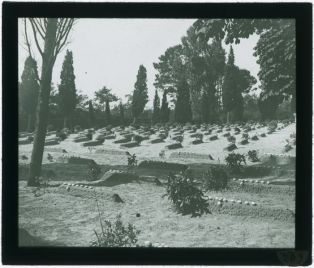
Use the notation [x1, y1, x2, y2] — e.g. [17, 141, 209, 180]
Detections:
[226, 111, 230, 124]
[28, 19, 58, 186]
[27, 114, 32, 133]
[63, 116, 68, 129]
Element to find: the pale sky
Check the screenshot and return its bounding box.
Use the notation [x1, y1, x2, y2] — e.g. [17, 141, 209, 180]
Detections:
[18, 19, 260, 108]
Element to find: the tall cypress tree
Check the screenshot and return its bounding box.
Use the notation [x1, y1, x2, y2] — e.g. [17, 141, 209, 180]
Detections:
[222, 46, 236, 123]
[132, 65, 148, 123]
[58, 50, 77, 128]
[160, 91, 170, 123]
[174, 79, 192, 123]
[88, 100, 95, 128]
[19, 56, 40, 132]
[152, 89, 160, 123]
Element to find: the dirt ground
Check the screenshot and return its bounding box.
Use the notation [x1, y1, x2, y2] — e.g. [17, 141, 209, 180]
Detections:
[19, 179, 294, 248]
[18, 122, 296, 247]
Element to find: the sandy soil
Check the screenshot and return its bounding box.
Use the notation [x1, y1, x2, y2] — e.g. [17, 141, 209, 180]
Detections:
[19, 180, 294, 248]
[18, 122, 296, 248]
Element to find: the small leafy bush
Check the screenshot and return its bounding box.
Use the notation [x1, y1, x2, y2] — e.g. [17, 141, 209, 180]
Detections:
[88, 161, 102, 181]
[247, 150, 260, 162]
[127, 153, 137, 167]
[284, 143, 293, 152]
[267, 120, 278, 133]
[91, 214, 140, 247]
[164, 172, 210, 217]
[225, 153, 246, 173]
[202, 166, 230, 191]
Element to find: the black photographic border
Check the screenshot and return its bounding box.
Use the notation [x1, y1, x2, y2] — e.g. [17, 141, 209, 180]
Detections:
[2, 2, 312, 265]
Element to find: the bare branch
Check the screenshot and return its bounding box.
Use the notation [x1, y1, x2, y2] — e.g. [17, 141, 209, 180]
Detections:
[23, 19, 33, 58]
[35, 18, 47, 36]
[29, 18, 45, 40]
[55, 18, 68, 44]
[54, 19, 74, 57]
[28, 18, 44, 56]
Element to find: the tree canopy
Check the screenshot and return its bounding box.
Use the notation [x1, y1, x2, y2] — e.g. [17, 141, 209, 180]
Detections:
[132, 65, 149, 121]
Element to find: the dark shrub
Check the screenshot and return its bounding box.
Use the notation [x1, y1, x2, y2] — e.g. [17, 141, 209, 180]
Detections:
[284, 143, 293, 152]
[267, 120, 278, 133]
[126, 153, 137, 167]
[209, 135, 218, 141]
[247, 150, 260, 162]
[88, 161, 102, 181]
[202, 166, 230, 191]
[225, 153, 246, 173]
[164, 172, 210, 217]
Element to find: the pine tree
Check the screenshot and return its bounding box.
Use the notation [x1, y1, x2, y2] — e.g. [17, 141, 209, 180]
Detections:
[174, 80, 192, 123]
[58, 50, 77, 129]
[152, 90, 160, 123]
[19, 56, 40, 132]
[88, 101, 95, 128]
[94, 86, 117, 125]
[132, 65, 148, 123]
[160, 91, 170, 123]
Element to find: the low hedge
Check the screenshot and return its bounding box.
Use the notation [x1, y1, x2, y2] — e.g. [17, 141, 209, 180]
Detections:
[166, 143, 183, 150]
[138, 160, 188, 171]
[68, 156, 97, 165]
[82, 140, 104, 147]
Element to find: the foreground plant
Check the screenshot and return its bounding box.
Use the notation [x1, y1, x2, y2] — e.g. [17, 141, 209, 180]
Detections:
[225, 152, 246, 173]
[247, 150, 260, 162]
[126, 152, 137, 167]
[164, 171, 210, 217]
[88, 161, 102, 181]
[91, 214, 140, 247]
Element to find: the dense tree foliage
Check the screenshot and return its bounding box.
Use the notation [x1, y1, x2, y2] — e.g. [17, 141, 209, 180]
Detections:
[193, 19, 295, 112]
[58, 50, 77, 128]
[222, 46, 256, 122]
[132, 65, 149, 122]
[119, 101, 125, 125]
[94, 86, 118, 125]
[88, 100, 95, 128]
[160, 91, 170, 123]
[19, 56, 40, 132]
[152, 90, 161, 123]
[174, 79, 192, 123]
